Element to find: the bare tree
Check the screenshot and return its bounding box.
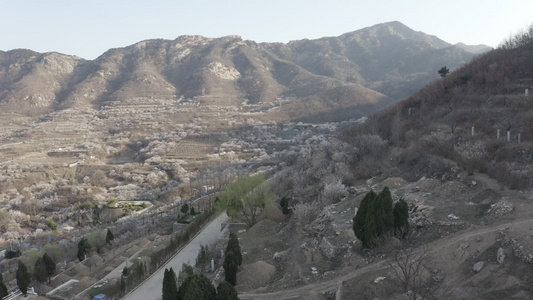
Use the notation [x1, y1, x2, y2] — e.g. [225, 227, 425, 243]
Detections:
[387, 247, 444, 300]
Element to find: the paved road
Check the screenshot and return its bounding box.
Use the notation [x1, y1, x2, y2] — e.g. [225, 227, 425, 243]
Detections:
[123, 212, 229, 300]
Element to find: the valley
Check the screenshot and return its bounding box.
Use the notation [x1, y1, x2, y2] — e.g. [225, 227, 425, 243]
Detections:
[2, 21, 533, 300]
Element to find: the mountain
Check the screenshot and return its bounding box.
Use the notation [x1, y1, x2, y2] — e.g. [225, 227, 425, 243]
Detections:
[454, 42, 493, 54]
[0, 21, 486, 121]
[341, 27, 533, 188]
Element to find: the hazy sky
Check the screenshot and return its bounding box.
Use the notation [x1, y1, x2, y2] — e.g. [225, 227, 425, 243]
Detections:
[2, 0, 532, 60]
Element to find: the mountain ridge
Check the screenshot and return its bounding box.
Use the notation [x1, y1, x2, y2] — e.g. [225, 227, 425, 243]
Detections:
[0, 21, 488, 120]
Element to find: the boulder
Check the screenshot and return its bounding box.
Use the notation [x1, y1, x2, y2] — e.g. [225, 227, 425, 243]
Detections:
[497, 247, 505, 264]
[473, 261, 485, 273]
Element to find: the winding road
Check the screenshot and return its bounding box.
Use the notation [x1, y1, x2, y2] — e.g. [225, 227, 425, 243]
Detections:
[122, 212, 229, 300]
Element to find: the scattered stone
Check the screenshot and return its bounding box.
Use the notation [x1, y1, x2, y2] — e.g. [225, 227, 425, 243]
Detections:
[447, 214, 460, 220]
[454, 243, 470, 259]
[373, 276, 386, 284]
[497, 248, 505, 264]
[473, 261, 485, 273]
[487, 200, 514, 217]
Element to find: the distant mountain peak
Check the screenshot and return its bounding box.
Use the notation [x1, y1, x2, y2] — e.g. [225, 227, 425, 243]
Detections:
[0, 22, 478, 118]
[454, 42, 492, 54]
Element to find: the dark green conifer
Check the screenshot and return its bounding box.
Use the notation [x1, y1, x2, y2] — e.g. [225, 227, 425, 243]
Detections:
[177, 274, 216, 300]
[106, 229, 115, 244]
[162, 267, 178, 300]
[394, 198, 410, 237]
[216, 280, 240, 300]
[34, 256, 48, 283]
[16, 261, 31, 295]
[0, 274, 9, 298]
[43, 253, 56, 281]
[223, 233, 242, 285]
[353, 190, 376, 246]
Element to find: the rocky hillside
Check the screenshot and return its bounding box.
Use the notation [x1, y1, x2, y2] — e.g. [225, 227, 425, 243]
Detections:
[0, 21, 483, 121]
[340, 28, 533, 189]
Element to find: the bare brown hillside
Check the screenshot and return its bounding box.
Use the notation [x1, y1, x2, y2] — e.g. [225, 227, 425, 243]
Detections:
[0, 21, 481, 121]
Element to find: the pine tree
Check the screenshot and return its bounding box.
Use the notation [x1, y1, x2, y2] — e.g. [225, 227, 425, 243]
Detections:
[378, 187, 395, 235]
[181, 204, 189, 214]
[363, 198, 379, 248]
[34, 256, 48, 283]
[223, 233, 242, 286]
[353, 187, 395, 248]
[16, 261, 31, 295]
[162, 267, 178, 300]
[394, 198, 410, 237]
[0, 274, 8, 299]
[280, 197, 290, 215]
[120, 275, 126, 293]
[177, 274, 216, 300]
[353, 190, 376, 246]
[43, 253, 56, 282]
[216, 280, 240, 300]
[106, 229, 115, 244]
[77, 237, 91, 261]
[226, 233, 242, 266]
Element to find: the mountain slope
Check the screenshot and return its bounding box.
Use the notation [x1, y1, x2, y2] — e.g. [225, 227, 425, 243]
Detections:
[341, 28, 533, 188]
[0, 21, 485, 122]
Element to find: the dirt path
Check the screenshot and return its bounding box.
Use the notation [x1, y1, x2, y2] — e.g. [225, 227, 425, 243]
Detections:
[239, 216, 533, 299]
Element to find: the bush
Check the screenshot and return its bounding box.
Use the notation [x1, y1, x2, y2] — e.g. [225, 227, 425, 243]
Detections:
[47, 219, 58, 231]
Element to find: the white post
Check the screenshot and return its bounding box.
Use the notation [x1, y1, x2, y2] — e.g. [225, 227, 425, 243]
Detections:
[221, 249, 224, 258]
[497, 129, 500, 140]
[526, 89, 529, 96]
[507, 131, 511, 142]
[471, 126, 475, 136]
[211, 258, 215, 272]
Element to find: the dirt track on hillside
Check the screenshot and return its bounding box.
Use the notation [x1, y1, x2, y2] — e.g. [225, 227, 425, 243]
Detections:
[240, 216, 533, 299]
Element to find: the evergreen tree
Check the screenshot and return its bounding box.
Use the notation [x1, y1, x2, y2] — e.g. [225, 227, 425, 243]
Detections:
[353, 187, 395, 248]
[280, 197, 290, 215]
[223, 249, 239, 286]
[0, 274, 8, 299]
[177, 274, 216, 300]
[77, 237, 91, 261]
[181, 203, 189, 214]
[225, 233, 242, 266]
[106, 229, 115, 244]
[353, 190, 376, 246]
[378, 187, 395, 235]
[43, 253, 56, 281]
[162, 267, 178, 300]
[216, 280, 240, 300]
[223, 233, 242, 286]
[438, 66, 450, 77]
[190, 207, 196, 216]
[34, 256, 48, 283]
[195, 245, 208, 267]
[394, 198, 410, 237]
[120, 275, 126, 293]
[363, 199, 379, 248]
[16, 261, 31, 295]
